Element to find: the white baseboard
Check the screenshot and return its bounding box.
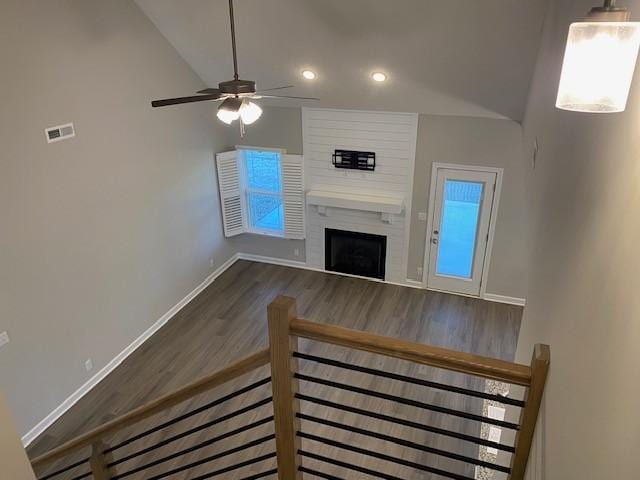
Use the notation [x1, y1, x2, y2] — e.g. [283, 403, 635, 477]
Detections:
[404, 279, 425, 289]
[236, 255, 527, 306]
[21, 254, 239, 447]
[235, 253, 425, 289]
[483, 293, 526, 306]
[236, 253, 307, 269]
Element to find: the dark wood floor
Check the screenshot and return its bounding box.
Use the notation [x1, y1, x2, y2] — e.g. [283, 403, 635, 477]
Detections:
[28, 260, 522, 479]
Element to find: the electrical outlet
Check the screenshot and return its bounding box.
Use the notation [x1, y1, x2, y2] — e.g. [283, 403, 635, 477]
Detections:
[418, 212, 427, 221]
[0, 331, 10, 348]
[85, 358, 93, 372]
[294, 248, 300, 257]
[416, 266, 423, 278]
[209, 258, 215, 268]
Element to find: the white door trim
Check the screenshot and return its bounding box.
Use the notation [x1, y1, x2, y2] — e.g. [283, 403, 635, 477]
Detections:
[422, 162, 503, 297]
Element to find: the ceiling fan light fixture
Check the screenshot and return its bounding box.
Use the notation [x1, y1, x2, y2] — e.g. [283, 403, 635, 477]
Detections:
[371, 71, 387, 82]
[217, 108, 240, 124]
[302, 69, 316, 80]
[556, 0, 640, 113]
[239, 100, 263, 125]
[217, 97, 242, 124]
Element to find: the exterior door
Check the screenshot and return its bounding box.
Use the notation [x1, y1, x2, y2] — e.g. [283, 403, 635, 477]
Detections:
[426, 167, 497, 296]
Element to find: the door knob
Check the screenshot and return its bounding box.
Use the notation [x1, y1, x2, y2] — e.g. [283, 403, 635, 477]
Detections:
[433, 230, 439, 235]
[432, 238, 438, 244]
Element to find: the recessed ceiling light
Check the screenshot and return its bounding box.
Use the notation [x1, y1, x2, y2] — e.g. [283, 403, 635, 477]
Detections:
[302, 69, 316, 80]
[371, 72, 387, 82]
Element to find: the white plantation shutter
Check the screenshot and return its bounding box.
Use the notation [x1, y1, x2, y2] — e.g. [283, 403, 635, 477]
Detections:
[216, 150, 246, 237]
[281, 154, 305, 239]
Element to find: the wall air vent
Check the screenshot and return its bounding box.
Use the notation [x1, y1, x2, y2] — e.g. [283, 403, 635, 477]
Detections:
[45, 123, 75, 143]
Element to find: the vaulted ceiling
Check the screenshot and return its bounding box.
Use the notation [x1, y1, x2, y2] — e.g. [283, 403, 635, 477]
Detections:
[135, 0, 548, 122]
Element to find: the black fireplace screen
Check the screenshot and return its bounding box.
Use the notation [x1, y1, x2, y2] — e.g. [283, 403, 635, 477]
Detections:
[325, 229, 387, 280]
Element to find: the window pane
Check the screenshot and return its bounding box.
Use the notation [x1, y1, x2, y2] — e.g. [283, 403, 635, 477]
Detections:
[248, 192, 284, 232]
[436, 180, 483, 279]
[245, 150, 282, 192]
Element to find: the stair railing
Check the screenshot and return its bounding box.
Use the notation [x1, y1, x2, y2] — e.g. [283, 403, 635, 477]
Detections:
[30, 350, 275, 480]
[30, 295, 549, 480]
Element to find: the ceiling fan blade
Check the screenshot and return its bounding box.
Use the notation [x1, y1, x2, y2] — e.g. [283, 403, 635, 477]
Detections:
[258, 95, 320, 101]
[256, 85, 294, 93]
[196, 88, 221, 95]
[151, 94, 221, 108]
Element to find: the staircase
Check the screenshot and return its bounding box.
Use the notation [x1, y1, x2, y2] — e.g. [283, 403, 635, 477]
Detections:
[30, 296, 549, 480]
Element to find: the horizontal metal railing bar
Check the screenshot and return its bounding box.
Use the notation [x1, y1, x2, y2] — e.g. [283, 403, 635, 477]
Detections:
[298, 432, 475, 480]
[105, 377, 271, 454]
[290, 318, 532, 386]
[299, 465, 344, 479]
[108, 397, 273, 467]
[238, 468, 279, 480]
[293, 352, 525, 407]
[297, 413, 510, 474]
[295, 373, 520, 430]
[111, 417, 273, 479]
[189, 452, 277, 480]
[30, 348, 271, 468]
[37, 457, 90, 480]
[69, 472, 91, 480]
[144, 434, 275, 480]
[300, 450, 406, 480]
[296, 393, 515, 453]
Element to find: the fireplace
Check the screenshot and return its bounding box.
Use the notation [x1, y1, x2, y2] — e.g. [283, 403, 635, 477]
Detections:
[325, 229, 387, 280]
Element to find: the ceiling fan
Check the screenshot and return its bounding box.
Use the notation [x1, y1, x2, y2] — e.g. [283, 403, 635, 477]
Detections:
[151, 0, 319, 132]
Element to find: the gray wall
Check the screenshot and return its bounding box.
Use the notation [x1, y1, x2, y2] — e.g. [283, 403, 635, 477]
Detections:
[225, 109, 528, 297]
[0, 0, 234, 435]
[516, 0, 640, 478]
[408, 115, 528, 298]
[221, 107, 306, 262]
[0, 394, 35, 479]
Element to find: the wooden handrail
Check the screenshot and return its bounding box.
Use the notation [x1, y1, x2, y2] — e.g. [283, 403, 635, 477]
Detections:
[290, 317, 533, 386]
[89, 440, 112, 480]
[510, 344, 550, 479]
[268, 296, 303, 479]
[30, 348, 270, 468]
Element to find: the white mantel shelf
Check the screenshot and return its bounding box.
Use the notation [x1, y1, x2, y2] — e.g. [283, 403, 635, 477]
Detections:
[306, 189, 405, 224]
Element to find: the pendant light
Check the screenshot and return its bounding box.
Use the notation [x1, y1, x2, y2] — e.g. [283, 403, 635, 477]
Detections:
[556, 0, 640, 113]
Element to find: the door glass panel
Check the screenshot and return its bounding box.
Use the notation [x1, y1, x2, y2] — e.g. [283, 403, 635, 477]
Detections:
[436, 180, 484, 278]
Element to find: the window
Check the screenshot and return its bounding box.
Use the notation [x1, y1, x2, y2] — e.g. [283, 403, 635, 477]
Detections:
[215, 147, 305, 240]
[244, 149, 284, 235]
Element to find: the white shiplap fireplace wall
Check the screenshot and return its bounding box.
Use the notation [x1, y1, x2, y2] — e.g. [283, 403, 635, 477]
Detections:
[302, 108, 419, 284]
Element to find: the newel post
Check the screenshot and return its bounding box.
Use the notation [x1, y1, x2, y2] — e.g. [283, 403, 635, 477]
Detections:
[268, 296, 303, 479]
[509, 344, 550, 480]
[89, 440, 113, 480]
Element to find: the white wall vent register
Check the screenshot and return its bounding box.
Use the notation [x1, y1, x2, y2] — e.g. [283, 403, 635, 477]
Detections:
[45, 123, 75, 143]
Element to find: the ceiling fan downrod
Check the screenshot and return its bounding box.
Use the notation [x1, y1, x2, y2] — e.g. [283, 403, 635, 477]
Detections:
[228, 0, 239, 81]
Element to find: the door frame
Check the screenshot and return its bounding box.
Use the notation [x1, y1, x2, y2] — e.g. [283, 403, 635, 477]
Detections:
[421, 163, 503, 298]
